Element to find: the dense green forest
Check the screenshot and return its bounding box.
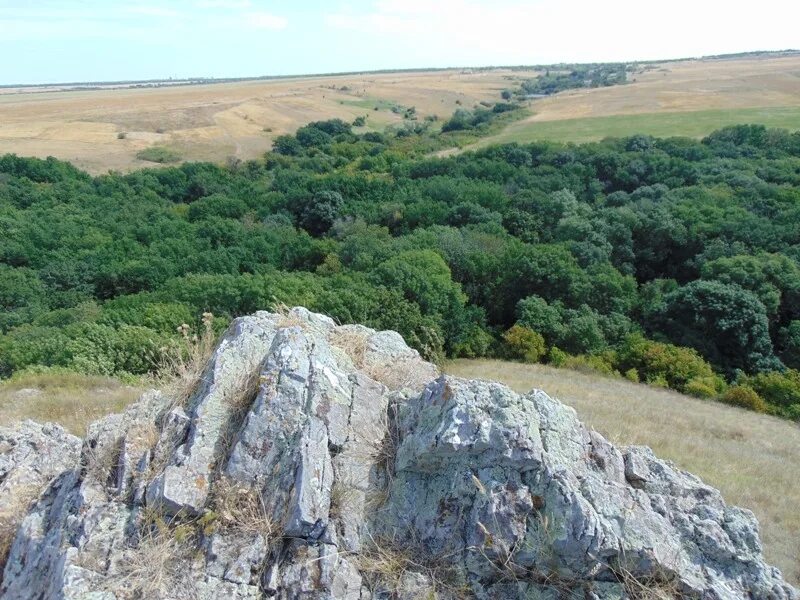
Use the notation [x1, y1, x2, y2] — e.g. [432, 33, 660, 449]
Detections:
[2, 109, 800, 418]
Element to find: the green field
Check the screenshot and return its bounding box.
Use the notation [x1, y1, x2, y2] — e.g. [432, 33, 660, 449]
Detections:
[480, 106, 800, 145]
[339, 97, 404, 111]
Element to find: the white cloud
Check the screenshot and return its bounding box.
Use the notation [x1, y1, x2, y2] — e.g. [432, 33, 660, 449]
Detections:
[244, 11, 288, 30]
[125, 6, 181, 18]
[325, 0, 800, 64]
[196, 0, 253, 8]
[0, 2, 289, 42]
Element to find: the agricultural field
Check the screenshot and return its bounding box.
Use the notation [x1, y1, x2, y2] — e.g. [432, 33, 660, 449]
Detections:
[0, 68, 536, 174]
[5, 54, 800, 172]
[482, 105, 800, 145]
[479, 54, 800, 145]
[446, 359, 800, 584]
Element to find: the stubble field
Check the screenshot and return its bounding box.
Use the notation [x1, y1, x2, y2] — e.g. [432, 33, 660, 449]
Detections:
[0, 69, 535, 174]
[479, 54, 800, 145]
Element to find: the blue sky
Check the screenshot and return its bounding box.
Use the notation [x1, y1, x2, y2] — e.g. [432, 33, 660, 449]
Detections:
[1, 0, 798, 85]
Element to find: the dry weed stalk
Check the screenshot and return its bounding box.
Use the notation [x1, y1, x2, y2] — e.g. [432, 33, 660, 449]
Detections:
[83, 439, 119, 484]
[271, 301, 309, 329]
[328, 327, 369, 369]
[108, 507, 199, 599]
[207, 477, 274, 541]
[158, 312, 218, 409]
[610, 551, 685, 600]
[355, 530, 470, 599]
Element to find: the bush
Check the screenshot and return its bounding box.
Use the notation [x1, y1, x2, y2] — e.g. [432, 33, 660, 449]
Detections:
[685, 376, 724, 399]
[624, 368, 639, 383]
[452, 323, 494, 359]
[503, 325, 546, 363]
[547, 346, 568, 367]
[273, 135, 302, 156]
[136, 147, 181, 164]
[617, 334, 724, 394]
[740, 370, 800, 410]
[562, 352, 618, 377]
[720, 385, 768, 412]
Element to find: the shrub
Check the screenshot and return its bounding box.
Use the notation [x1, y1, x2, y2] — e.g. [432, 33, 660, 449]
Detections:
[617, 334, 723, 394]
[740, 369, 800, 410]
[516, 295, 563, 343]
[547, 346, 568, 367]
[562, 352, 618, 377]
[624, 368, 639, 383]
[720, 385, 768, 412]
[685, 376, 724, 399]
[452, 324, 494, 359]
[0, 325, 71, 377]
[653, 280, 780, 375]
[136, 147, 181, 164]
[273, 135, 302, 155]
[503, 325, 546, 363]
[648, 375, 669, 388]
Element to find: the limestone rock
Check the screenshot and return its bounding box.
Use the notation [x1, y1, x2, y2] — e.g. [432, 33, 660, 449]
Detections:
[0, 308, 794, 600]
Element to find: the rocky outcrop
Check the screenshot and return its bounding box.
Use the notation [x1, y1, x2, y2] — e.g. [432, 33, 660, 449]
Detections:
[0, 420, 82, 582]
[0, 308, 795, 599]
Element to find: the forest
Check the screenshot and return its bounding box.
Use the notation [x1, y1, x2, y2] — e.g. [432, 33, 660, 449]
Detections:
[1, 108, 800, 419]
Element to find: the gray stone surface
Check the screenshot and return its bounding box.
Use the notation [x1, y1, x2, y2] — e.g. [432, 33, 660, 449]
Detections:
[0, 308, 795, 599]
[0, 420, 81, 518]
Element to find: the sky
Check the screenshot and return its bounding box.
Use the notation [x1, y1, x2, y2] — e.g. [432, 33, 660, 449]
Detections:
[1, 0, 798, 85]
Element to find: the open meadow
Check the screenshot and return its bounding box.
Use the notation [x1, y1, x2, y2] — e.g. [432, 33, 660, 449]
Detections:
[446, 359, 800, 585]
[479, 54, 800, 145]
[0, 69, 535, 174]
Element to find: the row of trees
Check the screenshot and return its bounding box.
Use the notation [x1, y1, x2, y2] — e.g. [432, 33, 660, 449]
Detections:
[1, 118, 800, 417]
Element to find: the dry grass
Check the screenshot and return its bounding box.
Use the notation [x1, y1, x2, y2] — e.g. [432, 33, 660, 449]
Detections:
[0, 68, 536, 174]
[615, 567, 682, 600]
[207, 477, 274, 541]
[355, 532, 470, 598]
[0, 371, 142, 435]
[157, 313, 218, 410]
[108, 508, 200, 599]
[0, 483, 39, 581]
[480, 54, 800, 146]
[328, 327, 369, 369]
[108, 481, 272, 598]
[445, 359, 800, 585]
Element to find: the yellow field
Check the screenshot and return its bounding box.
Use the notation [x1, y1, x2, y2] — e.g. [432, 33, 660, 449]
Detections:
[0, 371, 142, 435]
[445, 359, 800, 584]
[4, 56, 799, 172]
[0, 69, 535, 174]
[480, 54, 800, 145]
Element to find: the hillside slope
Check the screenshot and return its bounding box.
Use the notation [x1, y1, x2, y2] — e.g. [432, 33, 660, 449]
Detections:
[481, 54, 800, 144]
[447, 359, 800, 584]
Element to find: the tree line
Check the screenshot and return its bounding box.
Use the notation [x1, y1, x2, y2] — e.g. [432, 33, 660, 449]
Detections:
[1, 115, 800, 418]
